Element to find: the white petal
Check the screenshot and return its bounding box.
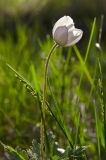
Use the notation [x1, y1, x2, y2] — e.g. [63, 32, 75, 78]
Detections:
[53, 26, 68, 46]
[65, 28, 83, 47]
[52, 16, 74, 36]
[57, 148, 65, 154]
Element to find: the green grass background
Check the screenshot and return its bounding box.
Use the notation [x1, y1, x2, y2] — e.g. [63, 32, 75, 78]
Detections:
[0, 1, 106, 159]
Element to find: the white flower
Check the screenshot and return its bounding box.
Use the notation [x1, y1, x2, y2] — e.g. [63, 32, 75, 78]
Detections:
[52, 16, 83, 47]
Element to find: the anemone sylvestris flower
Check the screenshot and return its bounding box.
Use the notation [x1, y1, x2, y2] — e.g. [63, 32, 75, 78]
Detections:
[52, 16, 83, 47]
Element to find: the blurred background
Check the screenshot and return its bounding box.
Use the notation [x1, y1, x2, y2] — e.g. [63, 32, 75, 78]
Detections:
[0, 0, 106, 159]
[0, 0, 105, 42]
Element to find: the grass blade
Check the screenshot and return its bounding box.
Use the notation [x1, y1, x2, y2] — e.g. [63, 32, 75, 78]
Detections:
[73, 45, 94, 87]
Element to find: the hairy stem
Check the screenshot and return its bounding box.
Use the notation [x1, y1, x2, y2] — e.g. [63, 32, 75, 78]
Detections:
[40, 42, 57, 160]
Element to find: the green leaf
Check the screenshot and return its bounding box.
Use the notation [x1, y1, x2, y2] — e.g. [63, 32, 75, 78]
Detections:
[0, 141, 25, 160]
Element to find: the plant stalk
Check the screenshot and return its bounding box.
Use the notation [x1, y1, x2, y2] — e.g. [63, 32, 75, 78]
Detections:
[40, 42, 57, 160]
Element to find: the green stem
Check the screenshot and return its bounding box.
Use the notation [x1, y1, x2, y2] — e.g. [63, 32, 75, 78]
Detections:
[40, 42, 57, 160]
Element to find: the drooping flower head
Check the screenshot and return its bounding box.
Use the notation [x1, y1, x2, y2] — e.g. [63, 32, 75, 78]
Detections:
[52, 16, 83, 47]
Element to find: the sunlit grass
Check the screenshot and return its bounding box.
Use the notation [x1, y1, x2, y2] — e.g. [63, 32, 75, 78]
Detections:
[0, 19, 106, 159]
